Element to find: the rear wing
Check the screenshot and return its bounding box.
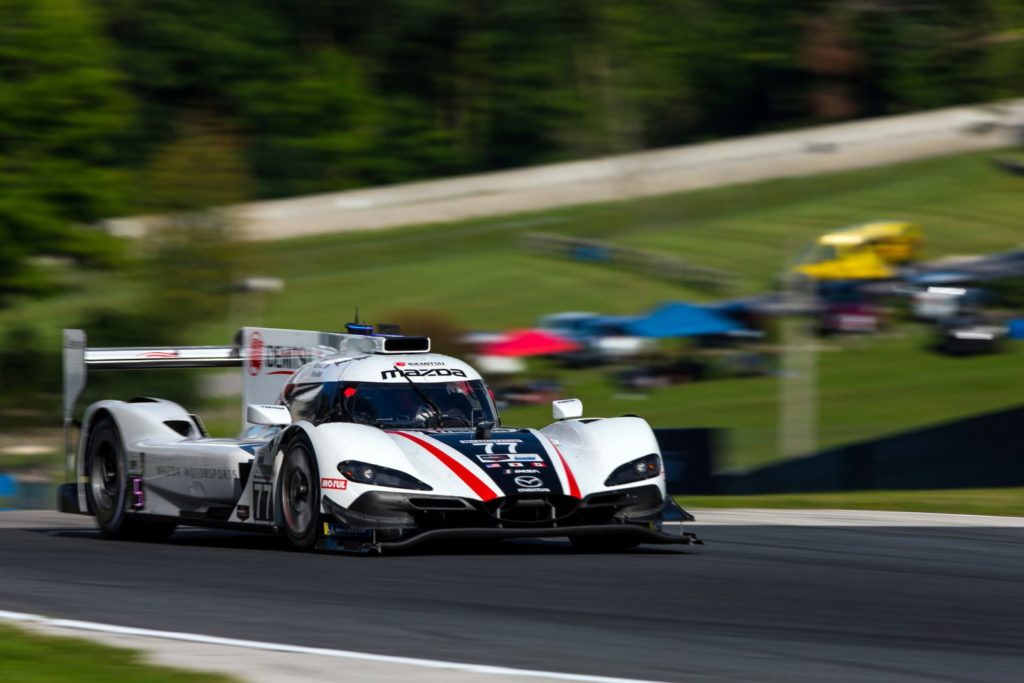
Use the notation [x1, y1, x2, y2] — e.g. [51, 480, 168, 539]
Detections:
[62, 328, 242, 472]
[62, 325, 432, 472]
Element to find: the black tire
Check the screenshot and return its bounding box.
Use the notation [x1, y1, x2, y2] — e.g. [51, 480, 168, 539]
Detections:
[85, 417, 176, 541]
[279, 435, 320, 550]
[569, 534, 642, 553]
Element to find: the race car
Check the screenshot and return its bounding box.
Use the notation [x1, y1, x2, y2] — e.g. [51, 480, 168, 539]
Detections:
[58, 324, 699, 553]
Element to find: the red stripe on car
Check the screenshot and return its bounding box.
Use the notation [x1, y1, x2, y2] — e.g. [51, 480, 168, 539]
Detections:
[392, 431, 498, 502]
[553, 445, 581, 499]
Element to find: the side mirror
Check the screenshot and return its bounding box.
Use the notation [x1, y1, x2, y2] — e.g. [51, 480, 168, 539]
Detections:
[552, 398, 583, 421]
[247, 404, 292, 426]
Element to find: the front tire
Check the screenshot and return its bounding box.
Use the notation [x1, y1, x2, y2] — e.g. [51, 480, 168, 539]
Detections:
[85, 417, 176, 541]
[279, 435, 320, 550]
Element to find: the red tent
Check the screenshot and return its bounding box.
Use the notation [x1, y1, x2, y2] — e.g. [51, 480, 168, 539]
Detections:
[482, 329, 581, 357]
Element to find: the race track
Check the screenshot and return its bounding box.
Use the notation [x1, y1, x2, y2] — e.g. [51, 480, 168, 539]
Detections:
[2, 510, 1024, 682]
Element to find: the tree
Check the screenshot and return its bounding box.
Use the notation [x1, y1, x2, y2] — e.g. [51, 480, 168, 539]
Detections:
[0, 0, 133, 300]
[141, 116, 251, 329]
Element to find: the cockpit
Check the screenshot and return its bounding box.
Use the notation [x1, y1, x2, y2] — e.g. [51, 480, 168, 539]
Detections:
[282, 379, 497, 429]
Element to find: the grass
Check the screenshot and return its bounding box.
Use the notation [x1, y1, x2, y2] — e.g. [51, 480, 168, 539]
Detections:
[6, 148, 1024, 343]
[0, 624, 235, 683]
[618, 152, 1024, 291]
[2, 147, 1023, 468]
[499, 325, 1024, 468]
[679, 488, 1024, 517]
[221, 148, 1024, 333]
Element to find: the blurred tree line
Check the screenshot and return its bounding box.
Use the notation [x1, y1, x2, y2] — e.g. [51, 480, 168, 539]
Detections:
[0, 0, 1022, 426]
[2, 0, 1023, 298]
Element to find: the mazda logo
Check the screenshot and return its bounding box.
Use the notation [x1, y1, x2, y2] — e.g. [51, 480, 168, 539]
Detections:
[514, 476, 543, 487]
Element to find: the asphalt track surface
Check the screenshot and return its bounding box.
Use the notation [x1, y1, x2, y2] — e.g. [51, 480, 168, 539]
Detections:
[2, 511, 1024, 682]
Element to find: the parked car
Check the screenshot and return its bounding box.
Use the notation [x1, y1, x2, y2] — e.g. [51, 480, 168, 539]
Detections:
[793, 221, 923, 281]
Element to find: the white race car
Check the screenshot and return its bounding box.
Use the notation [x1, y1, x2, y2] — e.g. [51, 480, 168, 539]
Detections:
[59, 324, 699, 553]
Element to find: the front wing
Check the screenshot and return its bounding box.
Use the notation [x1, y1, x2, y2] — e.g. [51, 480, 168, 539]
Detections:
[317, 484, 701, 553]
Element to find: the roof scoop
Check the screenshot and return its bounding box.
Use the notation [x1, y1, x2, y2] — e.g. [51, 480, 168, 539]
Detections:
[337, 334, 431, 355]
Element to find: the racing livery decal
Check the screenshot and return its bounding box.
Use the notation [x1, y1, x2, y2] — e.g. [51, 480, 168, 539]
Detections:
[247, 331, 264, 376]
[380, 367, 467, 380]
[246, 330, 319, 376]
[390, 431, 499, 501]
[419, 431, 575, 498]
[61, 324, 691, 553]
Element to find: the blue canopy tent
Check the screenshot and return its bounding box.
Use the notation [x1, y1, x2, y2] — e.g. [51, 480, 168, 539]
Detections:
[625, 302, 743, 338]
[576, 314, 641, 337]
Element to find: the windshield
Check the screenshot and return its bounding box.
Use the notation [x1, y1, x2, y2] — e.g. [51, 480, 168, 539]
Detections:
[283, 379, 497, 429]
[799, 244, 839, 264]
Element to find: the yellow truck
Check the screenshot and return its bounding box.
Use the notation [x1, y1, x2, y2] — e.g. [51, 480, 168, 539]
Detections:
[793, 221, 923, 280]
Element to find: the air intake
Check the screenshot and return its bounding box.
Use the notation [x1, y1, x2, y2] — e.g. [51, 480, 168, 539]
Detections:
[381, 336, 430, 353]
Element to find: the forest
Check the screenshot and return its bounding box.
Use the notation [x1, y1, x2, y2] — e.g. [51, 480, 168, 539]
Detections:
[1, 0, 1023, 297]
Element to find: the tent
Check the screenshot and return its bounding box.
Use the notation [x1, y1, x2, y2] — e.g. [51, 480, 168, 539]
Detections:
[567, 314, 639, 337]
[482, 329, 582, 357]
[625, 302, 743, 338]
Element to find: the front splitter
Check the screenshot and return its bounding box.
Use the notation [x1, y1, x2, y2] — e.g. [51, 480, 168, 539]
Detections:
[318, 521, 702, 553]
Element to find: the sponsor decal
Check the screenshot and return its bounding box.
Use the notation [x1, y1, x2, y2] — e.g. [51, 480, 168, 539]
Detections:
[459, 439, 523, 454]
[139, 350, 179, 359]
[423, 431, 562, 497]
[127, 452, 145, 476]
[266, 346, 316, 374]
[130, 477, 145, 510]
[236, 504, 250, 521]
[380, 367, 467, 380]
[514, 475, 550, 493]
[321, 477, 348, 490]
[247, 331, 264, 376]
[476, 453, 542, 464]
[155, 465, 237, 480]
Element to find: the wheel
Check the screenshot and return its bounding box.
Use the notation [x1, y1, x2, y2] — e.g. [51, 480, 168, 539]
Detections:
[569, 534, 642, 553]
[85, 417, 176, 541]
[279, 435, 320, 550]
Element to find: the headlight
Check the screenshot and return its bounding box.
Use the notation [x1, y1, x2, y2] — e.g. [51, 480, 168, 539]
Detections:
[604, 454, 661, 486]
[337, 460, 433, 491]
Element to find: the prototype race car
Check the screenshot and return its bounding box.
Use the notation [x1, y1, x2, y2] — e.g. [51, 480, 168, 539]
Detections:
[58, 324, 700, 553]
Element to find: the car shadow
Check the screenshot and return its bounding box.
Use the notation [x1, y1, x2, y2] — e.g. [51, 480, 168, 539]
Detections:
[36, 525, 699, 556]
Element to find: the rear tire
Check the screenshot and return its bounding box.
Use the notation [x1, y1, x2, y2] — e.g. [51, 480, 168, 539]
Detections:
[85, 417, 176, 541]
[569, 534, 642, 552]
[279, 435, 320, 550]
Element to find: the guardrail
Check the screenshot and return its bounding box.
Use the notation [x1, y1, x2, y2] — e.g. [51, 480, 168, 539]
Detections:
[522, 232, 734, 293]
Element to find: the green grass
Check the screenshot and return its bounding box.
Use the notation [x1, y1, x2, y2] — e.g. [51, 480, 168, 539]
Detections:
[183, 148, 1024, 340]
[0, 624, 235, 683]
[618, 152, 1024, 291]
[679, 488, 1024, 517]
[2, 147, 1023, 468]
[7, 148, 1024, 343]
[500, 326, 1024, 468]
